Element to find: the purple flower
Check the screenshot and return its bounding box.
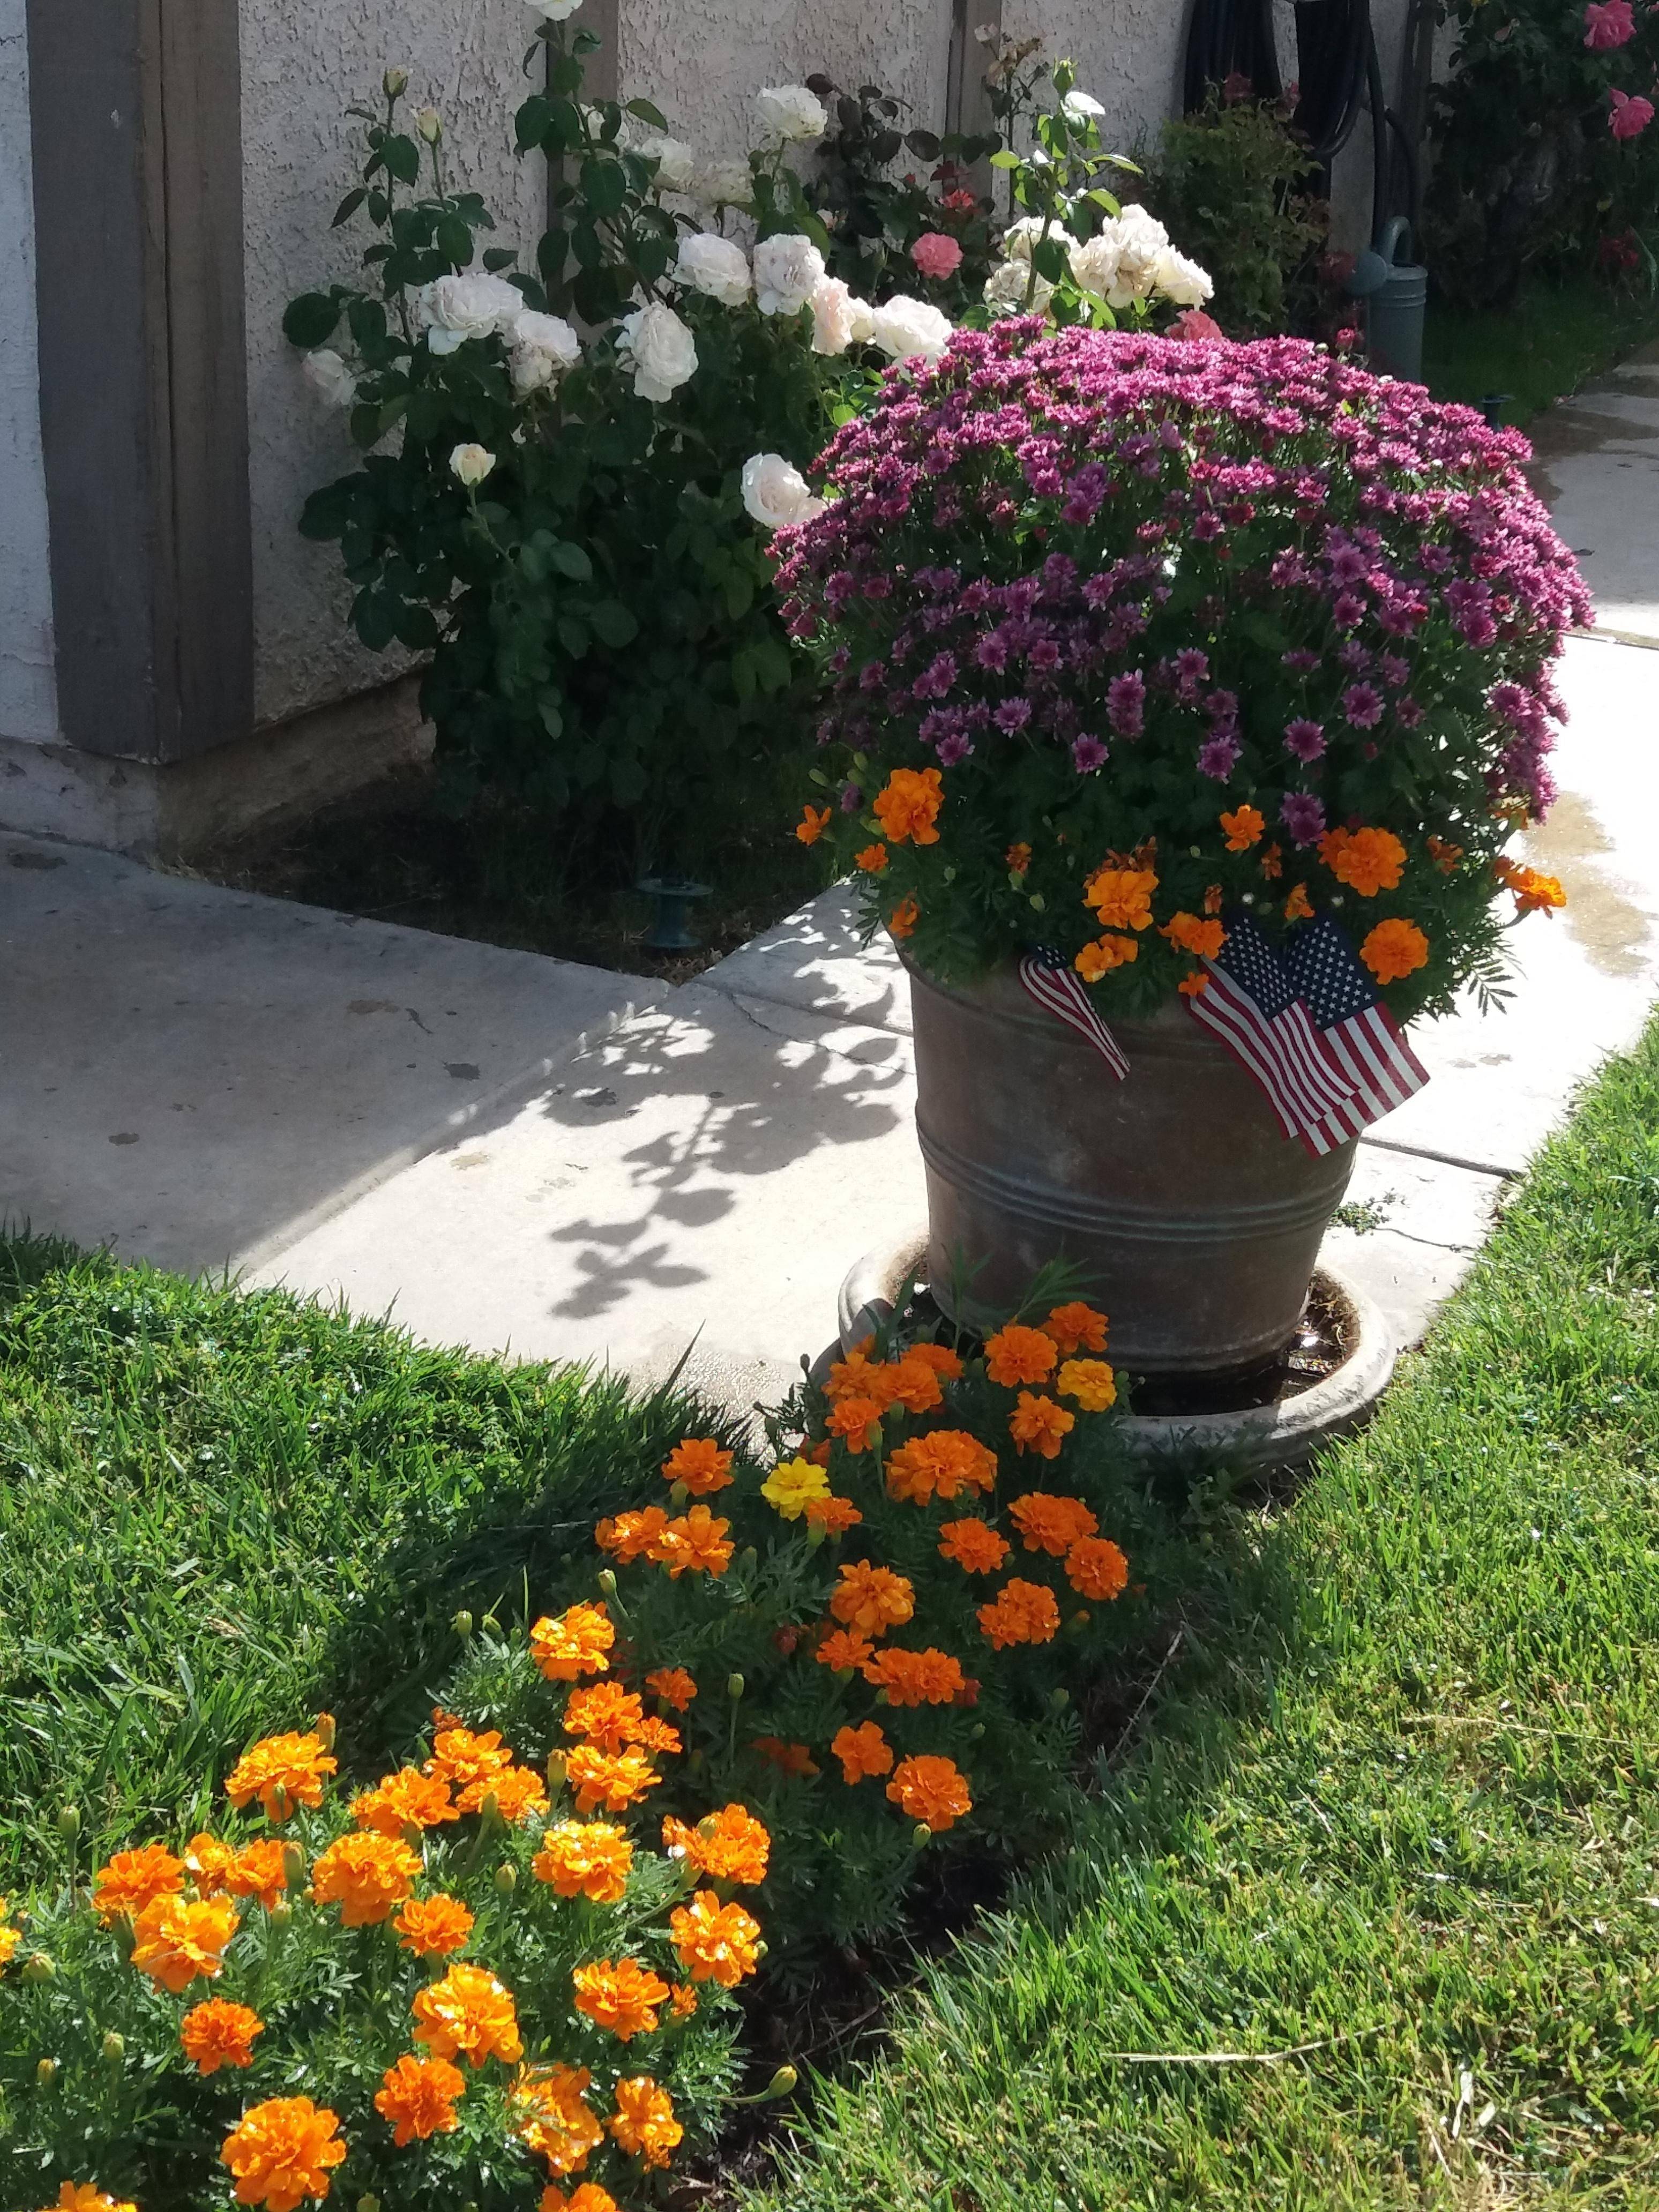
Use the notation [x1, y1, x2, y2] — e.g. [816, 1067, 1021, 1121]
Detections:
[1283, 718, 1326, 761]
[1342, 683, 1384, 728]
[1281, 792, 1327, 845]
[1281, 649, 1320, 674]
[1071, 735, 1109, 774]
[995, 697, 1033, 733]
[936, 732, 975, 765]
[1395, 697, 1425, 729]
[1107, 671, 1146, 739]
[1332, 591, 1366, 629]
[1379, 653, 1410, 688]
[1198, 734, 1242, 780]
[839, 782, 863, 812]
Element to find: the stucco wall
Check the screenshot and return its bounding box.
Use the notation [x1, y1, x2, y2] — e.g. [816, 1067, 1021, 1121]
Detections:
[241, 0, 549, 728]
[0, 0, 58, 747]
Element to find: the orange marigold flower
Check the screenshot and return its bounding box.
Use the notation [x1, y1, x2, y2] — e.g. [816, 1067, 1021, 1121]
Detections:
[374, 2054, 466, 2147]
[804, 1493, 864, 1533]
[1009, 1491, 1099, 1556]
[1045, 1302, 1108, 1355]
[533, 1820, 634, 1903]
[223, 1730, 337, 1824]
[1008, 1391, 1074, 1459]
[977, 1578, 1062, 1649]
[861, 1646, 968, 1707]
[888, 895, 920, 940]
[93, 1843, 184, 1925]
[661, 1804, 771, 1886]
[1426, 834, 1463, 874]
[1177, 970, 1210, 997]
[1066, 1535, 1130, 1601]
[645, 1667, 697, 1712]
[530, 1602, 615, 1683]
[595, 1506, 670, 1563]
[938, 1518, 1011, 1573]
[1284, 881, 1314, 922]
[226, 1841, 289, 1913]
[832, 1720, 894, 1783]
[632, 1716, 682, 1757]
[1057, 1357, 1117, 1412]
[1074, 932, 1139, 982]
[40, 2189, 137, 2212]
[662, 1438, 734, 1494]
[796, 803, 832, 846]
[1496, 857, 1566, 915]
[0, 1904, 18, 1969]
[184, 1832, 238, 1895]
[131, 1893, 238, 1994]
[816, 1625, 876, 1673]
[1259, 840, 1283, 879]
[544, 2188, 621, 2212]
[513, 2064, 606, 2177]
[670, 1889, 762, 1988]
[181, 1998, 263, 2076]
[904, 1340, 965, 1379]
[472, 1765, 549, 1825]
[885, 1428, 998, 1505]
[886, 1754, 973, 1833]
[856, 841, 889, 873]
[751, 1736, 820, 1778]
[1161, 910, 1227, 960]
[425, 1725, 514, 1802]
[1083, 863, 1158, 931]
[309, 1832, 419, 1928]
[826, 1395, 884, 1452]
[412, 1962, 523, 2069]
[394, 1893, 474, 1959]
[219, 2096, 346, 2211]
[670, 1983, 699, 2020]
[1006, 841, 1033, 875]
[609, 2076, 683, 2169]
[564, 1683, 646, 1752]
[1204, 883, 1224, 916]
[1319, 825, 1406, 896]
[573, 1957, 671, 2041]
[566, 1745, 662, 1817]
[983, 1323, 1057, 1387]
[649, 1503, 734, 1578]
[1220, 804, 1265, 851]
[829, 1560, 916, 1638]
[873, 765, 944, 847]
[886, 1355, 945, 1415]
[351, 1768, 458, 1839]
[1359, 916, 1429, 985]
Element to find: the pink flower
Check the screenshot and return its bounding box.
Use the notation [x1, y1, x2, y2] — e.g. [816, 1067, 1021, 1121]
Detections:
[1610, 87, 1655, 139]
[911, 233, 965, 281]
[1169, 309, 1224, 342]
[1584, 0, 1636, 48]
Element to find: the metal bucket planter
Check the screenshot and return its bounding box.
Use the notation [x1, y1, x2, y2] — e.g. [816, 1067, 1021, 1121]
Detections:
[906, 960, 1358, 1378]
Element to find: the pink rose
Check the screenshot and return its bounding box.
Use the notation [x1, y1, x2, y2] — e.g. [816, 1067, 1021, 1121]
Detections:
[1610, 86, 1656, 139]
[1584, 0, 1636, 48]
[1169, 308, 1224, 341]
[910, 232, 964, 281]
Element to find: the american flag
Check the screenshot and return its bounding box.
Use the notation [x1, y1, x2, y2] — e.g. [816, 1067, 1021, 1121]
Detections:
[1186, 911, 1357, 1148]
[1282, 914, 1430, 1153]
[1018, 947, 1130, 1079]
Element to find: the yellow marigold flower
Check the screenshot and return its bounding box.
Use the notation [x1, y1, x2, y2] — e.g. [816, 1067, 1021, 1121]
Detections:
[595, 1506, 670, 1563]
[181, 1998, 264, 2076]
[223, 1731, 336, 1824]
[855, 841, 888, 873]
[512, 2064, 605, 2177]
[309, 1833, 419, 1928]
[976, 1578, 1062, 1650]
[761, 1456, 832, 1519]
[394, 1893, 474, 1959]
[983, 1323, 1057, 1387]
[660, 1803, 771, 1886]
[670, 1890, 761, 1988]
[1045, 1301, 1108, 1355]
[1318, 824, 1406, 896]
[829, 1560, 915, 1638]
[1009, 1491, 1099, 1557]
[1057, 1356, 1117, 1411]
[219, 2096, 346, 2211]
[645, 1666, 698, 1712]
[1360, 916, 1429, 985]
[530, 1602, 615, 1683]
[412, 1962, 522, 2069]
[888, 895, 920, 940]
[352, 1767, 458, 1838]
[861, 1646, 968, 1707]
[374, 2053, 466, 2146]
[872, 765, 943, 847]
[131, 1893, 238, 1994]
[533, 1820, 634, 1904]
[566, 1745, 662, 1817]
[661, 1437, 734, 1494]
[885, 1429, 997, 1505]
[573, 1957, 671, 2040]
[1074, 932, 1139, 982]
[831, 1720, 894, 1783]
[1066, 1535, 1130, 1601]
[937, 1518, 1011, 1574]
[649, 1503, 735, 1578]
[1008, 1391, 1074, 1460]
[1220, 804, 1265, 850]
[92, 1843, 184, 1925]
[40, 2188, 138, 2212]
[796, 803, 832, 846]
[886, 1753, 973, 1833]
[1082, 863, 1157, 930]
[609, 2075, 683, 2168]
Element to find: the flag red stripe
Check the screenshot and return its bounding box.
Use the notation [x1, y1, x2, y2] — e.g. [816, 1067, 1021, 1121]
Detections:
[1186, 980, 1307, 1139]
[1193, 969, 1355, 1125]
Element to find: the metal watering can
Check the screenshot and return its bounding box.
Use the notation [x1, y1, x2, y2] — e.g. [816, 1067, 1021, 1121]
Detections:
[1345, 215, 1427, 383]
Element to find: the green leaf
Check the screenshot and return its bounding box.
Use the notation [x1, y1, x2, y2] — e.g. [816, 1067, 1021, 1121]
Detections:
[282, 292, 342, 349]
[624, 98, 669, 130]
[436, 214, 474, 268]
[588, 600, 639, 648]
[989, 149, 1021, 169]
[332, 189, 368, 229]
[580, 156, 626, 218]
[556, 615, 591, 657]
[549, 542, 594, 583]
[539, 699, 565, 740]
[481, 248, 518, 273]
[383, 133, 421, 185]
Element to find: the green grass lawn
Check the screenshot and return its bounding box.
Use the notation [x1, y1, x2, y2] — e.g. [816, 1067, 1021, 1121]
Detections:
[1423, 271, 1659, 427]
[0, 1236, 732, 1890]
[748, 1026, 1659, 2208]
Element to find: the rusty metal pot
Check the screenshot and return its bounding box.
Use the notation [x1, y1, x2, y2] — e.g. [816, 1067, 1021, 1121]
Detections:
[906, 960, 1357, 1377]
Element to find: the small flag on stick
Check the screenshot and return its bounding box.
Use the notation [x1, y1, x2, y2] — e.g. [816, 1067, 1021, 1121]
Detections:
[1185, 911, 1356, 1149]
[1017, 947, 1130, 1080]
[1282, 915, 1429, 1151]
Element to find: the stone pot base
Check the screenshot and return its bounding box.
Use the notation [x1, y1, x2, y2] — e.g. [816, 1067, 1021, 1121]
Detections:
[826, 1227, 1396, 1474]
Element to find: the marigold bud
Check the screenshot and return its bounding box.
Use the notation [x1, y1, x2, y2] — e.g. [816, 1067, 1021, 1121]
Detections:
[478, 1789, 502, 1827]
[101, 2032, 125, 2067]
[494, 1863, 518, 1894]
[35, 2058, 57, 2087]
[1071, 1610, 1090, 1630]
[55, 1805, 79, 1839]
[806, 1521, 826, 1547]
[314, 1712, 337, 1751]
[452, 1609, 474, 1637]
[415, 104, 443, 143]
[383, 67, 409, 99]
[912, 1823, 932, 1848]
[764, 2064, 798, 2100]
[545, 1750, 567, 1790]
[739, 1546, 759, 1572]
[597, 1570, 618, 1597]
[669, 1479, 689, 1505]
[22, 1953, 55, 1985]
[268, 1898, 293, 1927]
[281, 1841, 307, 1887]
[727, 1673, 745, 1700]
[1050, 1687, 1068, 1710]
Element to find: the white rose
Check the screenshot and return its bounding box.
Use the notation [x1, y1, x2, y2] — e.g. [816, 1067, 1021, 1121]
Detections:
[983, 258, 1053, 316]
[1108, 206, 1171, 305]
[450, 443, 496, 488]
[752, 233, 826, 317]
[755, 84, 828, 143]
[1062, 88, 1105, 119]
[527, 0, 583, 17]
[870, 294, 954, 364]
[808, 272, 875, 354]
[509, 309, 582, 393]
[1152, 244, 1214, 307]
[690, 158, 754, 210]
[999, 214, 1049, 264]
[672, 231, 752, 307]
[1067, 230, 1122, 298]
[618, 300, 698, 402]
[631, 130, 696, 194]
[741, 452, 825, 530]
[417, 272, 525, 355]
[302, 348, 356, 409]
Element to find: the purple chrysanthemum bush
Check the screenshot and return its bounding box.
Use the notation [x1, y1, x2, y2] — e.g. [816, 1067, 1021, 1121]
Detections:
[776, 322, 1593, 1019]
